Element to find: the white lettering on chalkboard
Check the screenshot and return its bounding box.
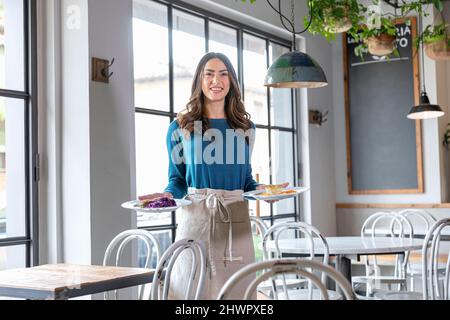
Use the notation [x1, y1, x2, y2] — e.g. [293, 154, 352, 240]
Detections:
[398, 37, 409, 48]
[397, 25, 411, 36]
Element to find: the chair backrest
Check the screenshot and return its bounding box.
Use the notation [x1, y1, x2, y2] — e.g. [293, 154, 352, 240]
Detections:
[361, 211, 413, 239]
[261, 221, 330, 299]
[421, 218, 450, 300]
[262, 221, 329, 265]
[398, 209, 437, 235]
[103, 229, 161, 300]
[150, 239, 207, 300]
[250, 216, 268, 238]
[217, 259, 356, 300]
[360, 211, 413, 278]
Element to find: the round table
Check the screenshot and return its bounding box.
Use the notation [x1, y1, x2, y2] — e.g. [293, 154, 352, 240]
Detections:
[265, 236, 424, 282]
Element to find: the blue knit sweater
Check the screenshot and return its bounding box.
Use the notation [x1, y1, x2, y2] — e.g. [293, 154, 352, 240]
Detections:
[164, 119, 259, 199]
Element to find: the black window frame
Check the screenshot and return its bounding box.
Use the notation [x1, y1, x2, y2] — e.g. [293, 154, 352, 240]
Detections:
[134, 0, 300, 239]
[0, 0, 38, 267]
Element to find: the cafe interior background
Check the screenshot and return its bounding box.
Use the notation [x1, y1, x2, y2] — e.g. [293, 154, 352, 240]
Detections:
[1, 0, 450, 299]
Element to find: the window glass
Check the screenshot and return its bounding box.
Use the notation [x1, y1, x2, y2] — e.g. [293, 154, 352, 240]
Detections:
[0, 97, 26, 239]
[135, 113, 169, 198]
[133, 1, 169, 111]
[270, 43, 293, 128]
[138, 229, 172, 268]
[272, 217, 296, 239]
[271, 130, 295, 215]
[248, 129, 270, 217]
[0, 244, 25, 270]
[0, 0, 25, 91]
[173, 10, 205, 113]
[208, 22, 238, 72]
[243, 33, 268, 125]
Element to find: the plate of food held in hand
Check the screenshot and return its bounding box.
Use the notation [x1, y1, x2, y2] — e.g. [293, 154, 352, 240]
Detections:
[121, 197, 192, 213]
[242, 184, 310, 201]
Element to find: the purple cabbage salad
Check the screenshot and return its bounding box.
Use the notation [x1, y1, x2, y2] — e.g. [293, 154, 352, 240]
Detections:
[141, 197, 177, 209]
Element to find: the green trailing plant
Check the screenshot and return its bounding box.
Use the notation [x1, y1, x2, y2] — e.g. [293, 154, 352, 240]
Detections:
[305, 0, 365, 41]
[240, 0, 448, 56]
[415, 21, 450, 50]
[399, 0, 444, 16]
[352, 15, 400, 58]
[444, 123, 450, 150]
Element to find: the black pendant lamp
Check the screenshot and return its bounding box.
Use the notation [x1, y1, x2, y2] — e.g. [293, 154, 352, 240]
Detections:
[407, 13, 444, 120]
[263, 0, 328, 89]
[407, 92, 444, 120]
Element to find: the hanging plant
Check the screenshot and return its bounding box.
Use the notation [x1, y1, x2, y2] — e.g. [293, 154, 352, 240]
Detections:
[444, 123, 450, 150]
[421, 22, 450, 60]
[353, 16, 399, 58]
[306, 0, 365, 40]
[240, 0, 448, 60]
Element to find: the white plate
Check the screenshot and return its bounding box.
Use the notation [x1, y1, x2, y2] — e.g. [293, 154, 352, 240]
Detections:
[121, 199, 192, 213]
[242, 187, 310, 201]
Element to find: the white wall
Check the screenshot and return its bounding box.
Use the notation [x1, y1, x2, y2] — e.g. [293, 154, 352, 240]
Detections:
[60, 0, 92, 263]
[87, 0, 136, 267]
[38, 0, 135, 269]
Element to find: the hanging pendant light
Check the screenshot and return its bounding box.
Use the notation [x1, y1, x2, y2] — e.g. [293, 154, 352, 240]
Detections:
[263, 0, 328, 89]
[407, 92, 444, 120]
[264, 51, 328, 88]
[407, 12, 444, 120]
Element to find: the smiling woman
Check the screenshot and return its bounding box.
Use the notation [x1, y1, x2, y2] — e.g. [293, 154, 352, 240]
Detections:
[138, 52, 289, 299]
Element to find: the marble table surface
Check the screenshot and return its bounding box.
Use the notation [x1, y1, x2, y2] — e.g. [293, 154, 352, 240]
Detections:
[265, 236, 424, 256]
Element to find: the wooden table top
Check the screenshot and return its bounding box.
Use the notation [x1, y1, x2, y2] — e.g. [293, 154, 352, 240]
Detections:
[0, 264, 155, 300]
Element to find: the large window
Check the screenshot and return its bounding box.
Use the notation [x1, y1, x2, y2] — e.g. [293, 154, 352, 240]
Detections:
[133, 0, 298, 250]
[0, 0, 38, 268]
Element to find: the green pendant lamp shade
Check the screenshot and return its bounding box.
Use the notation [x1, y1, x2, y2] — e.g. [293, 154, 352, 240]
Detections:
[407, 92, 444, 120]
[264, 51, 328, 89]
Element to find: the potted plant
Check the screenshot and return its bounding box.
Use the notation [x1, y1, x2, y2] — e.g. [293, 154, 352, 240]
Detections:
[353, 16, 398, 58]
[444, 123, 450, 150]
[306, 0, 365, 40]
[400, 0, 449, 60]
[421, 22, 450, 60]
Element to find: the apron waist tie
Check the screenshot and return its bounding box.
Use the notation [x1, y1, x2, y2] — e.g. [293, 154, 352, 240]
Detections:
[206, 193, 243, 277]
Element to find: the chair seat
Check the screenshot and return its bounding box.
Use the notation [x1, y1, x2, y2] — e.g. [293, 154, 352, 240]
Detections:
[375, 291, 423, 300]
[278, 289, 343, 300]
[408, 263, 447, 275]
[352, 275, 407, 284]
[257, 278, 307, 291]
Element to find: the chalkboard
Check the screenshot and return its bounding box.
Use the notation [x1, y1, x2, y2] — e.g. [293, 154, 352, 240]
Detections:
[344, 17, 423, 194]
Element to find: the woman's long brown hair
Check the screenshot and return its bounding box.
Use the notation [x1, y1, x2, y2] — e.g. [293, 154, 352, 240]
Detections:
[177, 52, 252, 135]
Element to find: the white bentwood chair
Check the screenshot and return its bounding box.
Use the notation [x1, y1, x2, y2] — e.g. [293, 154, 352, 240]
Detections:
[378, 218, 450, 300]
[217, 259, 356, 300]
[261, 221, 344, 300]
[249, 217, 306, 295]
[352, 211, 413, 298]
[103, 229, 161, 300]
[150, 238, 207, 300]
[397, 209, 439, 291]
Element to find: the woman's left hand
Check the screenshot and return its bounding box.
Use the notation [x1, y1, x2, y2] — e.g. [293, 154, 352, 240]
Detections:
[256, 182, 290, 203]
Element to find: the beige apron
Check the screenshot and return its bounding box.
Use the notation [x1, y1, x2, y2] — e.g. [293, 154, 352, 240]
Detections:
[168, 188, 255, 300]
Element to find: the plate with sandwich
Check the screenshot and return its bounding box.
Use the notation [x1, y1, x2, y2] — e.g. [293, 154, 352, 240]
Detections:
[242, 184, 310, 201]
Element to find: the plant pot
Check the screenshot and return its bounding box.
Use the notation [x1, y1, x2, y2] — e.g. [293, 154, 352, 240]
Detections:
[323, 5, 352, 33]
[365, 34, 396, 56]
[424, 38, 450, 61]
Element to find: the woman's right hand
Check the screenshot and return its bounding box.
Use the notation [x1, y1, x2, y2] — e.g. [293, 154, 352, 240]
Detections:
[138, 192, 173, 201]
